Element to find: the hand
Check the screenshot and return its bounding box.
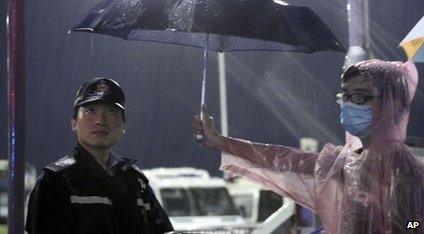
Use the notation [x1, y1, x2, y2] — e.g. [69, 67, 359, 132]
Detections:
[192, 105, 222, 148]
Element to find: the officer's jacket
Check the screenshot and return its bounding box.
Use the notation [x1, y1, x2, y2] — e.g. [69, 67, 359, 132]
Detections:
[26, 144, 174, 234]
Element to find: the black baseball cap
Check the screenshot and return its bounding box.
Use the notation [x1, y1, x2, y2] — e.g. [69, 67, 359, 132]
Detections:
[74, 77, 125, 110]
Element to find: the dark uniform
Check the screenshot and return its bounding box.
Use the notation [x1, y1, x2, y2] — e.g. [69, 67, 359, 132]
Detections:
[26, 77, 174, 233]
[26, 143, 174, 234]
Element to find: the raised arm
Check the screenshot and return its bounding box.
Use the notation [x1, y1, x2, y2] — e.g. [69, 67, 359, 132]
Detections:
[193, 106, 318, 175]
[193, 107, 321, 210]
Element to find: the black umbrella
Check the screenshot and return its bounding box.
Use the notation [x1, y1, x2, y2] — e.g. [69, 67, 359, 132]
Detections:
[72, 0, 344, 52]
[70, 0, 345, 136]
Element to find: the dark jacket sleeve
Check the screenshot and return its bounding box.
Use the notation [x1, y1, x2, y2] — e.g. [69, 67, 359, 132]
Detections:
[146, 185, 174, 233]
[25, 171, 75, 234]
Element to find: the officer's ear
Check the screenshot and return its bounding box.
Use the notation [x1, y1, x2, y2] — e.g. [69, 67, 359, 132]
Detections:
[71, 118, 77, 132]
[71, 107, 79, 131]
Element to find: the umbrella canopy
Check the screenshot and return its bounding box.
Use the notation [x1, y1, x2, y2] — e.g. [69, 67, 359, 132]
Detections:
[400, 16, 424, 62]
[71, 0, 345, 53]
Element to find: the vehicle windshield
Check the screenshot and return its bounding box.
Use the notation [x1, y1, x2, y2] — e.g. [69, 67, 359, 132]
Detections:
[258, 190, 283, 222]
[160, 187, 239, 216]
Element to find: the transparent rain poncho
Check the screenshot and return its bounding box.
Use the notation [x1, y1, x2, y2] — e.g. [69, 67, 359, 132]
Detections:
[219, 60, 424, 233]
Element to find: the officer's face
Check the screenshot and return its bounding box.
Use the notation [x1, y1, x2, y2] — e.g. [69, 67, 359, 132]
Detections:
[71, 102, 125, 149]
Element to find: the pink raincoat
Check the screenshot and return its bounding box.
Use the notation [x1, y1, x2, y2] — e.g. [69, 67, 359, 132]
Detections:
[219, 60, 424, 233]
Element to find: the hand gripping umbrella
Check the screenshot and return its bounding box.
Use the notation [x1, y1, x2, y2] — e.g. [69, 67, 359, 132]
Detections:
[70, 0, 345, 140]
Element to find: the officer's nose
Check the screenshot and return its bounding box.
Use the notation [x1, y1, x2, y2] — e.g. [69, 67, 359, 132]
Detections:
[94, 111, 107, 126]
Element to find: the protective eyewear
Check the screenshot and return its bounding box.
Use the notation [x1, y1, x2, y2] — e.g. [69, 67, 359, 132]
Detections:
[335, 92, 374, 105]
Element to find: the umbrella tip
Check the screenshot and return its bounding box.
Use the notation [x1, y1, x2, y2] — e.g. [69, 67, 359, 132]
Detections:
[273, 0, 289, 6]
[69, 28, 94, 34]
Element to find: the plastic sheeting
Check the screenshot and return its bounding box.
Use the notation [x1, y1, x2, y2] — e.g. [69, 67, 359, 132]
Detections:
[219, 60, 424, 233]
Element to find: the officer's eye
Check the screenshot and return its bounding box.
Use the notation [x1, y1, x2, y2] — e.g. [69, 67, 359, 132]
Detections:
[84, 108, 96, 114]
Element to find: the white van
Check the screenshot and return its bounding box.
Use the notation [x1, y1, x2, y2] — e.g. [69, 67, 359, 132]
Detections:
[0, 160, 37, 223]
[226, 177, 296, 233]
[142, 167, 253, 233]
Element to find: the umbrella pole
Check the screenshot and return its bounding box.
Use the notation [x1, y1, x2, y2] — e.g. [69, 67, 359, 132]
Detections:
[218, 52, 228, 137]
[195, 34, 209, 142]
[200, 33, 209, 120]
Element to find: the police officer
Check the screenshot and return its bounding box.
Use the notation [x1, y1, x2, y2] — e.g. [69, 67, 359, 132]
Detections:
[26, 77, 174, 234]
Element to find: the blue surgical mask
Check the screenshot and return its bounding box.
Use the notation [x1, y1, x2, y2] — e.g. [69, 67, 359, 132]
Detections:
[340, 102, 373, 137]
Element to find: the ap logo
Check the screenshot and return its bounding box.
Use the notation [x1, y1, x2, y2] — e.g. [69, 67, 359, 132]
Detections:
[406, 221, 420, 229]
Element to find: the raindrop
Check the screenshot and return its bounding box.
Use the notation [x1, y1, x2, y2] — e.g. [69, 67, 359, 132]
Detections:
[90, 35, 94, 56]
[313, 89, 318, 121]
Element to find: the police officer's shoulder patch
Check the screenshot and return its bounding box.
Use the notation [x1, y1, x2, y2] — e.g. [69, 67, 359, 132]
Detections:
[130, 165, 149, 183]
[119, 157, 137, 171]
[44, 155, 76, 173]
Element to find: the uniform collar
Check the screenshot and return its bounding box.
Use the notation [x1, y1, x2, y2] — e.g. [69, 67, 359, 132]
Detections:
[74, 143, 136, 176]
[108, 153, 137, 170]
